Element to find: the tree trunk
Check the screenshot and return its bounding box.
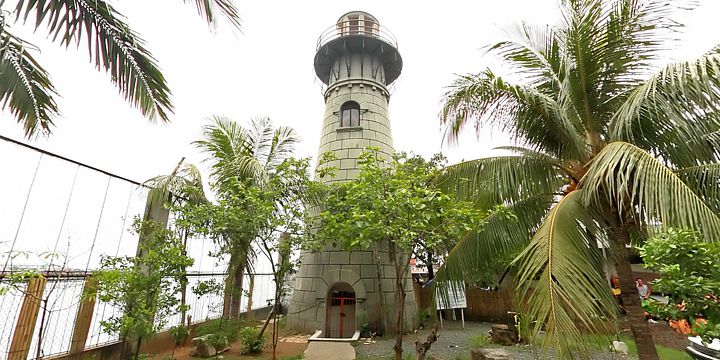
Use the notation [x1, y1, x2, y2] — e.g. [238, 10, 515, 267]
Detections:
[223, 251, 244, 319]
[230, 265, 244, 319]
[246, 270, 255, 322]
[258, 305, 274, 338]
[426, 250, 434, 280]
[415, 325, 439, 360]
[222, 266, 234, 319]
[180, 230, 189, 326]
[390, 244, 406, 360]
[259, 293, 281, 339]
[373, 243, 386, 335]
[610, 222, 659, 360]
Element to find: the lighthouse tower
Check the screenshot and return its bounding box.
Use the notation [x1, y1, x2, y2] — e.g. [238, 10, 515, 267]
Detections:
[287, 11, 416, 337]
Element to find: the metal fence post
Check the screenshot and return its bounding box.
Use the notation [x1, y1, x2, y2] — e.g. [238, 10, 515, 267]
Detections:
[8, 276, 47, 360]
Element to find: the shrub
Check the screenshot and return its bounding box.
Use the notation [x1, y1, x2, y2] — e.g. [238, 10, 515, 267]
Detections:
[238, 326, 265, 354]
[196, 319, 242, 343]
[205, 333, 229, 350]
[417, 308, 431, 329]
[170, 325, 189, 345]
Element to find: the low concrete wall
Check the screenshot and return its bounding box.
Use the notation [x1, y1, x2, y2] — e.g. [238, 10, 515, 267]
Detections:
[47, 306, 273, 360]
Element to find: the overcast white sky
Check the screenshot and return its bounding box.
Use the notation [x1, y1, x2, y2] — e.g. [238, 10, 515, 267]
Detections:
[2, 0, 720, 268]
[3, 0, 720, 179]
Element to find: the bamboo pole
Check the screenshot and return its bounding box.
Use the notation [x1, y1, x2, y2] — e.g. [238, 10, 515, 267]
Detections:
[8, 277, 47, 360]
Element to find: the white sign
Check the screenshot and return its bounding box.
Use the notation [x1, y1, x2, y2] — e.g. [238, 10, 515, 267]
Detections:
[435, 282, 467, 310]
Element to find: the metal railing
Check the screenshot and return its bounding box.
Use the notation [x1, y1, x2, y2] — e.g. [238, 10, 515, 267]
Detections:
[316, 19, 398, 51]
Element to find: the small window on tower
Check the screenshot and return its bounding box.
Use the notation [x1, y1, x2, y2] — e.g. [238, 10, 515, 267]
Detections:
[340, 101, 360, 127]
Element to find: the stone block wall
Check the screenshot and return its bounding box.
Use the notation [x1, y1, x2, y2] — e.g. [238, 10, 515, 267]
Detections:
[287, 242, 417, 335]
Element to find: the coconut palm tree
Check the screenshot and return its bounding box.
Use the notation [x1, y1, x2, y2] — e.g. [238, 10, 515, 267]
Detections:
[437, 1, 720, 359]
[194, 116, 300, 319]
[2, 0, 241, 137]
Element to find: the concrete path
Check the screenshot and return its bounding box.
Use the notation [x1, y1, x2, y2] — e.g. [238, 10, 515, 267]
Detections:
[304, 341, 356, 360]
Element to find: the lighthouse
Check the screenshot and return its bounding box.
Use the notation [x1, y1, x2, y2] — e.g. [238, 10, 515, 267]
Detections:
[287, 11, 416, 337]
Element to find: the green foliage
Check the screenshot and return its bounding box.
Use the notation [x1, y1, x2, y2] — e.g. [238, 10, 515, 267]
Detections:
[315, 149, 481, 359]
[417, 308, 432, 329]
[436, 0, 720, 358]
[693, 321, 720, 342]
[238, 326, 265, 354]
[316, 150, 482, 254]
[205, 333, 229, 350]
[469, 334, 492, 348]
[172, 118, 313, 315]
[639, 228, 720, 342]
[4, 0, 240, 137]
[196, 319, 243, 344]
[91, 218, 194, 345]
[170, 325, 189, 345]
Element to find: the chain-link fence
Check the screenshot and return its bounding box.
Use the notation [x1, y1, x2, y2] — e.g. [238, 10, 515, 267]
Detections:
[0, 136, 276, 359]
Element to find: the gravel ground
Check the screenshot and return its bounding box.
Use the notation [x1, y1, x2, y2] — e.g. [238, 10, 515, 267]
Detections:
[354, 320, 635, 360]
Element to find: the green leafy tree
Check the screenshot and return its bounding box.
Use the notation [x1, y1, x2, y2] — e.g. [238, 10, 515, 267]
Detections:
[174, 116, 302, 320]
[438, 1, 720, 358]
[640, 229, 720, 343]
[91, 218, 194, 360]
[315, 150, 480, 360]
[1, 0, 240, 137]
[144, 157, 207, 325]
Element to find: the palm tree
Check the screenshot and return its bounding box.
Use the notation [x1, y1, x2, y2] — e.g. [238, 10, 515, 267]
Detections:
[2, 0, 241, 137]
[437, 1, 720, 359]
[144, 157, 207, 325]
[194, 116, 300, 319]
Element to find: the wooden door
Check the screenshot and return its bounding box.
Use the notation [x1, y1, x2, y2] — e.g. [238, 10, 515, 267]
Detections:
[326, 284, 356, 338]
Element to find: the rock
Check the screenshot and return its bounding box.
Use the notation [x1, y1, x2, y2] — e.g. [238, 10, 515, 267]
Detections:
[490, 324, 518, 346]
[191, 334, 229, 358]
[191, 336, 217, 358]
[471, 348, 514, 360]
[612, 340, 629, 354]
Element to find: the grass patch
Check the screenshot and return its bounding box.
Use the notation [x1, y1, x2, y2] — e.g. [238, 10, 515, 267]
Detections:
[468, 334, 495, 348]
[582, 334, 691, 360]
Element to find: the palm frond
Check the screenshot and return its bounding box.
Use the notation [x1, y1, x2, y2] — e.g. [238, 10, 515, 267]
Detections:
[609, 49, 720, 166]
[437, 154, 565, 206]
[265, 126, 300, 171]
[144, 162, 207, 205]
[15, 0, 172, 122]
[441, 70, 586, 160]
[195, 116, 300, 191]
[676, 163, 720, 214]
[182, 0, 242, 30]
[581, 142, 720, 239]
[434, 194, 552, 287]
[488, 22, 562, 89]
[195, 116, 262, 189]
[0, 28, 58, 137]
[513, 190, 616, 358]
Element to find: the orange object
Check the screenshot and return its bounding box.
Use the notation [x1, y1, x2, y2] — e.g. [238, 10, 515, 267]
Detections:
[670, 319, 692, 334]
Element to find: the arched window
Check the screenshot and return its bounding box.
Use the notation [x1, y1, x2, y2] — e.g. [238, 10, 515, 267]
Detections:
[340, 101, 360, 127]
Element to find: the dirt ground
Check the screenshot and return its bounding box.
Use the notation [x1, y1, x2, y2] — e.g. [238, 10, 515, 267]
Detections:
[161, 334, 309, 360]
[156, 320, 688, 360]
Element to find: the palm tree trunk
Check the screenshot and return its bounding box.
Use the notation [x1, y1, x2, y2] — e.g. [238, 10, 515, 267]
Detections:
[230, 264, 244, 319]
[246, 269, 255, 322]
[222, 265, 235, 319]
[610, 223, 659, 360]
